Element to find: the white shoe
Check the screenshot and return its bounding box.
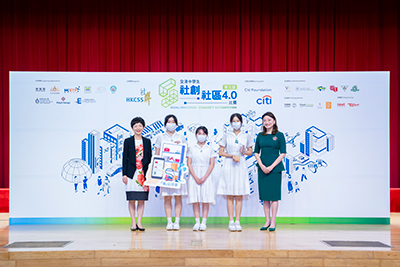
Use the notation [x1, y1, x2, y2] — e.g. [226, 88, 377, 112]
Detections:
[193, 223, 200, 231]
[199, 223, 207, 231]
[235, 221, 242, 231]
[228, 222, 236, 232]
[173, 222, 180, 230]
[166, 222, 173, 231]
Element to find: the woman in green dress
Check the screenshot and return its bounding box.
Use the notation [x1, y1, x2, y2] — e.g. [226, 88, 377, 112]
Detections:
[254, 112, 286, 232]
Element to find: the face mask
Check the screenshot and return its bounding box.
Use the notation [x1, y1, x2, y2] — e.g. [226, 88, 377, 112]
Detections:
[165, 123, 177, 132]
[231, 122, 241, 130]
[196, 134, 207, 142]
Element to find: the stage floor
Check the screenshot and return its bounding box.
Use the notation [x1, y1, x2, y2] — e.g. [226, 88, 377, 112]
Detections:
[0, 213, 398, 252]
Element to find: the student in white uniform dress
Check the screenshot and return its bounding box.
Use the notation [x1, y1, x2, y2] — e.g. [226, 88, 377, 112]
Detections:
[155, 114, 188, 231]
[187, 126, 216, 231]
[216, 113, 253, 232]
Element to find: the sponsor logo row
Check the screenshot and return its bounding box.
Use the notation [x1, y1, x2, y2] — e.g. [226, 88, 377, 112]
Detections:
[35, 86, 115, 94]
[284, 102, 360, 109]
[285, 85, 360, 92]
[35, 88, 151, 105]
[35, 97, 95, 105]
[256, 95, 359, 108]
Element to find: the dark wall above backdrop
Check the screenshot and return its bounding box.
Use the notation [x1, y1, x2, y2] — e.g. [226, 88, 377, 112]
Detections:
[0, 0, 399, 188]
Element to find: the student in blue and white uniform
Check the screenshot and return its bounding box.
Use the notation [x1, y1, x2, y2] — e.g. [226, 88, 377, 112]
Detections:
[155, 114, 188, 231]
[216, 113, 253, 232]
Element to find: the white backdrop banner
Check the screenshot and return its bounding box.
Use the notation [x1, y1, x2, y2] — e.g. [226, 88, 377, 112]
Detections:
[9, 71, 390, 224]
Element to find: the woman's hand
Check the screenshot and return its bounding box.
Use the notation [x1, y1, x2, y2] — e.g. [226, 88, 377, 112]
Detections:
[266, 166, 274, 173]
[199, 176, 208, 184]
[260, 165, 269, 174]
[122, 175, 128, 185]
[194, 176, 202, 185]
[261, 165, 274, 174]
[240, 145, 245, 155]
[232, 155, 241, 162]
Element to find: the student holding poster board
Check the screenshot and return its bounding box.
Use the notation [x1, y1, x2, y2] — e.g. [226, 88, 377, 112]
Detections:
[155, 114, 188, 231]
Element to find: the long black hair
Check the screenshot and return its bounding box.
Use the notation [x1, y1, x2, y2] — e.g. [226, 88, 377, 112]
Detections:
[262, 112, 279, 135]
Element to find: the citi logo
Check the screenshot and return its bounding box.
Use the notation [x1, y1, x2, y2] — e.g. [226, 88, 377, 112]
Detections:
[256, 95, 272, 105]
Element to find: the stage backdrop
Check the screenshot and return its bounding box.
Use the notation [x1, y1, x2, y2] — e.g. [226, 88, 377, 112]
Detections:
[9, 71, 389, 224]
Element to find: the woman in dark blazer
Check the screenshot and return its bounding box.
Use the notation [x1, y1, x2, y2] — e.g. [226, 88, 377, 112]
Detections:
[122, 117, 152, 231]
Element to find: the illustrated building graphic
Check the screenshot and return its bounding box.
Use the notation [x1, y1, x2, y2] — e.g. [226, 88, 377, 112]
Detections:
[81, 124, 130, 174]
[81, 139, 88, 161]
[300, 126, 335, 156]
[103, 124, 130, 160]
[285, 154, 294, 175]
[88, 130, 100, 174]
[142, 120, 164, 139]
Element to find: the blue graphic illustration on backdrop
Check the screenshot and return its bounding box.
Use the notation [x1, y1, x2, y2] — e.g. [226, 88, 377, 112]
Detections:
[96, 175, 111, 196]
[82, 176, 88, 193]
[106, 164, 122, 177]
[63, 124, 130, 195]
[142, 120, 164, 140]
[284, 126, 335, 194]
[285, 132, 300, 148]
[300, 126, 335, 156]
[81, 124, 130, 174]
[61, 159, 92, 194]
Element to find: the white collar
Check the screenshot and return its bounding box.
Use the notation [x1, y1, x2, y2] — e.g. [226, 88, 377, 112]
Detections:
[229, 130, 243, 137]
[165, 131, 178, 138]
[195, 143, 207, 149]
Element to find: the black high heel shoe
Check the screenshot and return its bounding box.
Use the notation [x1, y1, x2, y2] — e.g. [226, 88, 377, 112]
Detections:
[130, 226, 136, 231]
[136, 224, 145, 231]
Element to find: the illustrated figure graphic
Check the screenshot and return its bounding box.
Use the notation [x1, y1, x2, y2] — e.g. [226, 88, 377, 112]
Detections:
[295, 182, 300, 193]
[73, 176, 79, 193]
[287, 178, 294, 194]
[97, 176, 104, 195]
[82, 176, 88, 193]
[301, 167, 307, 182]
[61, 158, 92, 194]
[102, 176, 111, 196]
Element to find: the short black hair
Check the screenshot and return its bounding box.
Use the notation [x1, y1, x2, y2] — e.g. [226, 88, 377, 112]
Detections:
[164, 114, 178, 125]
[131, 117, 145, 128]
[195, 126, 208, 135]
[230, 113, 243, 123]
